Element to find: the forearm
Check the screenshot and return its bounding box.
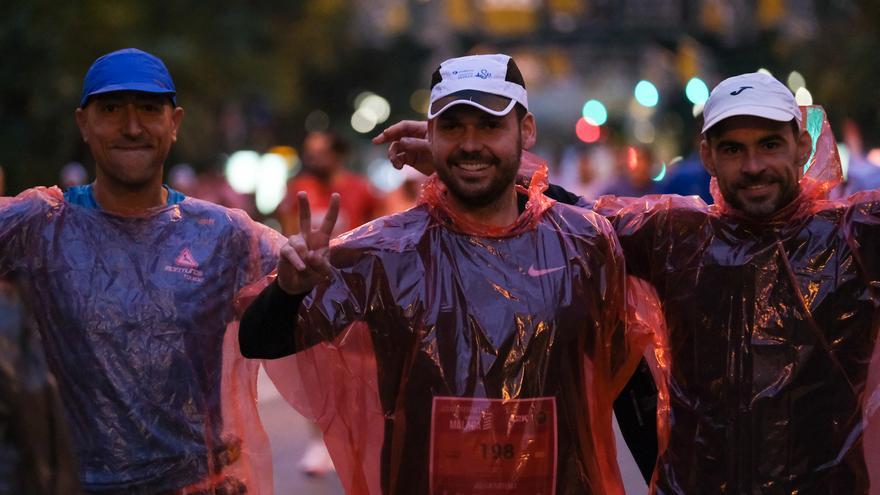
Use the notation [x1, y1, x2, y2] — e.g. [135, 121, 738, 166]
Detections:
[239, 280, 307, 359]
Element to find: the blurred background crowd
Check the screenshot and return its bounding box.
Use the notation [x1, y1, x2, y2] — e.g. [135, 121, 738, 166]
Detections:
[4, 0, 880, 221]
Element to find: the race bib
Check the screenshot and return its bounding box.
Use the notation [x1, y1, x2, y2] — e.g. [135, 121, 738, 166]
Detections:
[429, 396, 557, 495]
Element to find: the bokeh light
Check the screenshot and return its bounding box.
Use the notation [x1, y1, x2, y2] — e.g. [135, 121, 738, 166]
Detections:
[575, 118, 601, 143]
[410, 89, 430, 114]
[581, 99, 607, 126]
[255, 153, 288, 215]
[652, 162, 667, 182]
[367, 158, 405, 192]
[787, 71, 806, 92]
[351, 108, 378, 133]
[225, 150, 261, 194]
[626, 146, 639, 171]
[361, 94, 391, 123]
[685, 77, 710, 105]
[633, 121, 656, 144]
[837, 143, 850, 180]
[795, 87, 813, 105]
[634, 80, 659, 107]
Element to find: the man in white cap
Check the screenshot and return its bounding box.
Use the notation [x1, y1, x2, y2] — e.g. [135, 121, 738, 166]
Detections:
[374, 71, 880, 493]
[239, 53, 648, 494]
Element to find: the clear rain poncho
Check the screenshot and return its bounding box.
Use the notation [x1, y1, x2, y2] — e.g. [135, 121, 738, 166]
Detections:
[594, 107, 880, 494]
[238, 165, 653, 494]
[0, 187, 283, 494]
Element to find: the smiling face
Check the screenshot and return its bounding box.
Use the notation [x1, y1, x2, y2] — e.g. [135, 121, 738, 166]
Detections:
[75, 91, 183, 191]
[428, 104, 535, 210]
[701, 115, 810, 217]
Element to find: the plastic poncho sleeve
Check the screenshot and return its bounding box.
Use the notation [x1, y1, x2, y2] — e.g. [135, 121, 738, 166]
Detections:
[0, 188, 61, 274]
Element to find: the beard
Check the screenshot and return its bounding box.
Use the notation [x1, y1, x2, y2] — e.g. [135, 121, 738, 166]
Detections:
[720, 168, 800, 217]
[434, 136, 522, 209]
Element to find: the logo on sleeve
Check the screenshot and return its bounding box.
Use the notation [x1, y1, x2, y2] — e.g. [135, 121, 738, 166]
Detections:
[164, 247, 204, 283]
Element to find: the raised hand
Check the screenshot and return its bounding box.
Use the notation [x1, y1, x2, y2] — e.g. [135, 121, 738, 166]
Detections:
[276, 192, 340, 295]
[372, 120, 434, 176]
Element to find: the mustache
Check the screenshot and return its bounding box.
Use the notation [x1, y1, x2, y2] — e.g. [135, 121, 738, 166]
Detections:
[447, 150, 500, 166]
[735, 172, 780, 188]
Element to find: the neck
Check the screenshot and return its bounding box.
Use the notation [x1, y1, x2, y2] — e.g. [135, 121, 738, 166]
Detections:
[447, 183, 519, 227]
[92, 177, 167, 214]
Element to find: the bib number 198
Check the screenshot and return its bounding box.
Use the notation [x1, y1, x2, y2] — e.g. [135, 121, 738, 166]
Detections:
[429, 397, 557, 495]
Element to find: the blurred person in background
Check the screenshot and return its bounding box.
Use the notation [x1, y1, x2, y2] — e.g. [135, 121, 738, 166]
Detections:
[0, 274, 82, 495]
[376, 164, 426, 216]
[657, 119, 713, 203]
[59, 162, 89, 190]
[274, 129, 381, 477]
[831, 119, 880, 198]
[0, 48, 283, 494]
[597, 144, 660, 197]
[275, 130, 380, 237]
[191, 155, 255, 216]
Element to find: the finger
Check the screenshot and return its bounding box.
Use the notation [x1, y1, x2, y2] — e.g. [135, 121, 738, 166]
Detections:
[297, 191, 311, 234]
[320, 193, 340, 236]
[388, 142, 405, 169]
[372, 120, 428, 144]
[281, 244, 306, 271]
[289, 236, 310, 262]
[305, 250, 333, 277]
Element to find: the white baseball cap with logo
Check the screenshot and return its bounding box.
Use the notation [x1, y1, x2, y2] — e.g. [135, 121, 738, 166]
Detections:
[701, 72, 802, 134]
[427, 54, 529, 119]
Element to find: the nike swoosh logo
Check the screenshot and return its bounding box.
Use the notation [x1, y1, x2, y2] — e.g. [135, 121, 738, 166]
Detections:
[527, 265, 565, 277]
[730, 86, 754, 96]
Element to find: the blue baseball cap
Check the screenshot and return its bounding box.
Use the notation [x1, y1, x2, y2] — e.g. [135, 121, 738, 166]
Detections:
[80, 48, 177, 108]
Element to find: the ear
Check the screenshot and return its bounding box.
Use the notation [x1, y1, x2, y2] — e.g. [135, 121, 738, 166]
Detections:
[795, 128, 811, 165]
[699, 137, 716, 177]
[520, 112, 537, 150]
[170, 107, 185, 143]
[74, 107, 88, 142]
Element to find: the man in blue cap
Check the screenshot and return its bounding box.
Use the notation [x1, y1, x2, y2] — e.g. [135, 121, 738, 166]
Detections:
[0, 48, 283, 493]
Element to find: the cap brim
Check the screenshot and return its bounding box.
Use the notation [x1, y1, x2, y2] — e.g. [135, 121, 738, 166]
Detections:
[702, 105, 800, 134]
[81, 83, 176, 107]
[428, 90, 516, 119]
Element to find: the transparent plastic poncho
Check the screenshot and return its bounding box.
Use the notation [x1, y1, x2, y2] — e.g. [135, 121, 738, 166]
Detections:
[595, 107, 880, 494]
[0, 188, 283, 494]
[239, 164, 652, 494]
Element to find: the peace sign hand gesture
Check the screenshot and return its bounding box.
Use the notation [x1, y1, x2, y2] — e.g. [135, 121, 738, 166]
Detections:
[276, 192, 340, 295]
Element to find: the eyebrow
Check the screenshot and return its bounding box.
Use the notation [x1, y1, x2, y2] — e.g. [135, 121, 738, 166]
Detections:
[757, 134, 786, 144]
[714, 133, 786, 149]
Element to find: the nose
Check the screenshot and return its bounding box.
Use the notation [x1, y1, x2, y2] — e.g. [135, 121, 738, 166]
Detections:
[459, 126, 483, 153]
[121, 104, 143, 138]
[740, 150, 766, 176]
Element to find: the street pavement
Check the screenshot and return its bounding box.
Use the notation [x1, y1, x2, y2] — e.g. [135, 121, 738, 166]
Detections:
[257, 369, 648, 494]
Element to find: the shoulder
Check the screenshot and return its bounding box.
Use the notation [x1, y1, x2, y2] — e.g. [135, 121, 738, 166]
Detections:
[3, 186, 64, 214]
[178, 197, 285, 244]
[546, 202, 614, 237]
[332, 206, 431, 253]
